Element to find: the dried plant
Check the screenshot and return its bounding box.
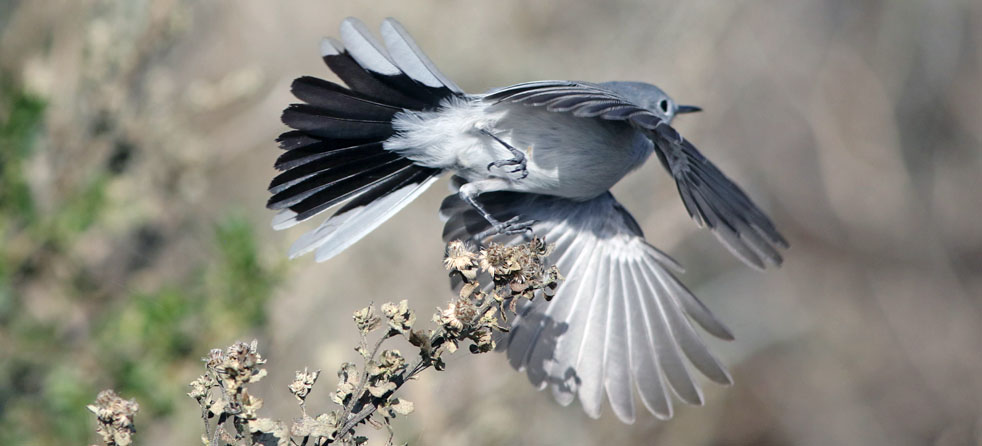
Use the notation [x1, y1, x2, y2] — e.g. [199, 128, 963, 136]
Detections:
[87, 390, 139, 446]
[179, 237, 560, 445]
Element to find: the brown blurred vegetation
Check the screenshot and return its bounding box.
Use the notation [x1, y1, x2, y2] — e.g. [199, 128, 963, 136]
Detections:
[1, 1, 980, 445]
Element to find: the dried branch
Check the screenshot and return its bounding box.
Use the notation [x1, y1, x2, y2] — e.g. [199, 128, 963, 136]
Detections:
[182, 237, 561, 445]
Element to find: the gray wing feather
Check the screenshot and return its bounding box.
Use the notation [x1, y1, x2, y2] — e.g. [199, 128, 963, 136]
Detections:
[525, 234, 602, 389]
[627, 260, 672, 419]
[572, 242, 611, 417]
[546, 239, 605, 407]
[647, 266, 732, 385]
[636, 264, 703, 405]
[604, 253, 636, 423]
[440, 189, 733, 422]
[505, 219, 579, 372]
[486, 81, 788, 270]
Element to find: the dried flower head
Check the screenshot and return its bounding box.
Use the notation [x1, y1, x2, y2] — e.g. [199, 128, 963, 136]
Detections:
[479, 244, 522, 277]
[381, 300, 415, 335]
[434, 298, 481, 335]
[370, 349, 407, 379]
[353, 305, 381, 333]
[209, 340, 267, 390]
[434, 301, 463, 333]
[88, 389, 139, 446]
[444, 240, 478, 274]
[187, 374, 215, 402]
[289, 368, 321, 404]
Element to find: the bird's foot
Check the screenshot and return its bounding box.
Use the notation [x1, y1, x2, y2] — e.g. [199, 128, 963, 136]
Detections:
[487, 155, 528, 180]
[472, 216, 536, 245]
[479, 128, 529, 180]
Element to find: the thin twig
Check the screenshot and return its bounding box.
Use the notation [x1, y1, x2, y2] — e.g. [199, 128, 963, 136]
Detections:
[339, 330, 392, 427]
[334, 300, 494, 439]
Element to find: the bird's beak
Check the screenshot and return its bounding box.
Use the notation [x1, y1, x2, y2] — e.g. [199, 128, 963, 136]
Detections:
[676, 105, 702, 114]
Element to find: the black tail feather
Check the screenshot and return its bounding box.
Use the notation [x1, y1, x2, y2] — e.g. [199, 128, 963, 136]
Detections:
[281, 104, 394, 140]
[274, 142, 362, 171]
[291, 159, 415, 221]
[271, 22, 460, 229]
[276, 130, 325, 151]
[267, 149, 403, 206]
[320, 41, 429, 109]
[269, 142, 391, 194]
[291, 76, 402, 120]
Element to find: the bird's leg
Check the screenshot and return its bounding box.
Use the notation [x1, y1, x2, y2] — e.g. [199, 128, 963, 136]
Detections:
[458, 179, 536, 245]
[478, 128, 529, 180]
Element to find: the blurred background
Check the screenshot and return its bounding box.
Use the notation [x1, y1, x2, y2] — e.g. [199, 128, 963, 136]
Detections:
[1, 1, 980, 444]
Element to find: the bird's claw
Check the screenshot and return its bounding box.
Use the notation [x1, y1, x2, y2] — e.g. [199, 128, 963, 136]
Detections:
[478, 127, 530, 181]
[486, 157, 529, 180]
[472, 216, 537, 246]
[494, 216, 536, 235]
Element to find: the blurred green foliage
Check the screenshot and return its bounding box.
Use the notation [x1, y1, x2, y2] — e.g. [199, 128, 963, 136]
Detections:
[0, 77, 282, 445]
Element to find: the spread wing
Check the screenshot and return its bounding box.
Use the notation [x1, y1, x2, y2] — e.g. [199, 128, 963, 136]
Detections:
[441, 187, 733, 422]
[485, 81, 789, 269]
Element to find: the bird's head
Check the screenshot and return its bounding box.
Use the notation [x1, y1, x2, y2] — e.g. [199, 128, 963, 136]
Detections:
[600, 81, 701, 124]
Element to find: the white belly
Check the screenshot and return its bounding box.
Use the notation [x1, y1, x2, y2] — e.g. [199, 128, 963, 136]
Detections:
[385, 98, 653, 200]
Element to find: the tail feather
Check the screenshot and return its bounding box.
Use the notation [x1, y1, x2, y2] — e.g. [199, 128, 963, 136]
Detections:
[274, 141, 372, 171]
[281, 104, 393, 140]
[268, 153, 409, 210]
[379, 19, 463, 94]
[320, 37, 428, 109]
[338, 18, 451, 105]
[269, 142, 388, 193]
[275, 130, 326, 151]
[291, 76, 402, 120]
[290, 173, 441, 261]
[290, 159, 414, 221]
[273, 132, 376, 170]
[270, 17, 460, 261]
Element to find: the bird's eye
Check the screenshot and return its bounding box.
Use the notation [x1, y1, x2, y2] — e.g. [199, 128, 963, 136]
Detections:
[658, 99, 670, 113]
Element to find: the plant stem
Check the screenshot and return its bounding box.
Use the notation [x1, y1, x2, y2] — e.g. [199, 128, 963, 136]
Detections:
[338, 330, 392, 429]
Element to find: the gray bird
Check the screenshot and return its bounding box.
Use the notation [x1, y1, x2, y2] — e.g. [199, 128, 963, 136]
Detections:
[268, 17, 788, 423]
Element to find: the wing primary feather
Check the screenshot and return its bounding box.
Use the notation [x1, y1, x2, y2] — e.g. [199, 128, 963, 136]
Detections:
[574, 243, 611, 418]
[508, 220, 580, 374]
[603, 251, 636, 423]
[542, 236, 604, 405]
[636, 265, 704, 405]
[522, 228, 596, 388]
[627, 260, 673, 419]
[658, 275, 734, 341]
[646, 264, 733, 385]
[551, 238, 606, 407]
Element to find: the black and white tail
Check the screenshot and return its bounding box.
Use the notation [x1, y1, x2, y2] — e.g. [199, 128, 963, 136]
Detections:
[268, 18, 461, 261]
